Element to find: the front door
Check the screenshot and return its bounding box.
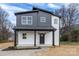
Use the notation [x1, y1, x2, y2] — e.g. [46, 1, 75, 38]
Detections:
[39, 33, 45, 44]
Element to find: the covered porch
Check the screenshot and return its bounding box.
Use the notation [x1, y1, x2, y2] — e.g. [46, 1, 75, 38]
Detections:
[14, 27, 56, 48]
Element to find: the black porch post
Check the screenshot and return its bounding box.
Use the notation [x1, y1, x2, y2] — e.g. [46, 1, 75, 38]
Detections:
[52, 31, 55, 47]
[14, 30, 16, 47]
[34, 31, 36, 47]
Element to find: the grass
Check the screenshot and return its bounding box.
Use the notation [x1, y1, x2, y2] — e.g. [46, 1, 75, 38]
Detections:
[60, 41, 79, 45]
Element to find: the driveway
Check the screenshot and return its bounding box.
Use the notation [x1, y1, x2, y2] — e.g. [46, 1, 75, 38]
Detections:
[0, 48, 43, 56]
[0, 42, 47, 56]
[0, 42, 79, 56]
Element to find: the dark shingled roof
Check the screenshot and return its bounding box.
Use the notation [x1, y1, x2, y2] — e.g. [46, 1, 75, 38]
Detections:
[15, 7, 61, 18]
[14, 26, 56, 31]
[33, 7, 60, 18]
[15, 10, 38, 15]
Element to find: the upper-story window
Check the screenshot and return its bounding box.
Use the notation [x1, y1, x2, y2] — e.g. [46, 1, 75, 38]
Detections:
[54, 19, 58, 24]
[21, 16, 32, 25]
[40, 17, 46, 22]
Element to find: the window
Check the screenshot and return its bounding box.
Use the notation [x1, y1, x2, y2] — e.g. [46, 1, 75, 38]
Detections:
[54, 19, 58, 24]
[40, 17, 46, 22]
[22, 33, 27, 39]
[21, 16, 32, 25]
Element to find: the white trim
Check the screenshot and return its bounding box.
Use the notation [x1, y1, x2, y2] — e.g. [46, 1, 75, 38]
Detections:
[21, 16, 33, 25]
[17, 31, 53, 47]
[40, 17, 46, 22]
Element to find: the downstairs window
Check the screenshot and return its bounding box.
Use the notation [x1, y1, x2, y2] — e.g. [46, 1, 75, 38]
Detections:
[22, 33, 27, 39]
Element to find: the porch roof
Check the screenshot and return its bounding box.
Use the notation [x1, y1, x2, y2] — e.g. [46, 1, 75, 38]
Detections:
[13, 26, 56, 31]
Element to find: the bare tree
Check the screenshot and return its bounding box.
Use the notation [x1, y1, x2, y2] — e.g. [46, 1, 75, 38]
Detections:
[67, 4, 79, 29]
[54, 3, 79, 34]
[0, 7, 14, 40]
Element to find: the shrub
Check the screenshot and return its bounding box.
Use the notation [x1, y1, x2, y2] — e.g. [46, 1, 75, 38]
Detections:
[60, 29, 79, 42]
[70, 29, 79, 42]
[60, 32, 69, 41]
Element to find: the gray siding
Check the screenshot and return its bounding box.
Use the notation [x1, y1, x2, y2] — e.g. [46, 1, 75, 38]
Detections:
[16, 10, 51, 27]
[37, 11, 51, 27]
[16, 12, 38, 27]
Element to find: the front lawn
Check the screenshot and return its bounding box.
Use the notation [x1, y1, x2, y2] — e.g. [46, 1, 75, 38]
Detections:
[60, 41, 79, 45]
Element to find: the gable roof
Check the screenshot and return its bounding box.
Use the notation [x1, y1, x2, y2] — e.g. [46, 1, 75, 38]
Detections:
[15, 10, 38, 15]
[15, 7, 61, 18]
[33, 7, 60, 17]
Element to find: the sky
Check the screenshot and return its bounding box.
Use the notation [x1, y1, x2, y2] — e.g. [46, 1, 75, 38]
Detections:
[0, 3, 64, 25]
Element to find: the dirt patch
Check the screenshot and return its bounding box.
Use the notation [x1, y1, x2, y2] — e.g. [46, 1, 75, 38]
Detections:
[0, 42, 13, 48]
[34, 45, 79, 56]
[1, 42, 79, 56]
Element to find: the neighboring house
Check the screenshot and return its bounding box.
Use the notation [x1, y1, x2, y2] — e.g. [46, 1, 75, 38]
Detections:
[14, 7, 60, 48]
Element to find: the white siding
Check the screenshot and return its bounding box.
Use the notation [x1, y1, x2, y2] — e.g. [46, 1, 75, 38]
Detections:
[51, 16, 59, 29]
[54, 30, 59, 45]
[45, 31, 52, 46]
[36, 31, 52, 46]
[16, 15, 60, 47]
[51, 15, 59, 46]
[17, 31, 34, 46]
[36, 31, 47, 46]
[17, 31, 53, 47]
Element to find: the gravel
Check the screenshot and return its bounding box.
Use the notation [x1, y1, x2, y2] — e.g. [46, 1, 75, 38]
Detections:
[0, 42, 48, 56]
[0, 48, 45, 56]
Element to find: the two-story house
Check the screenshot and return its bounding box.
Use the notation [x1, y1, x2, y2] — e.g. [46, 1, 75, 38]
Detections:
[14, 7, 60, 48]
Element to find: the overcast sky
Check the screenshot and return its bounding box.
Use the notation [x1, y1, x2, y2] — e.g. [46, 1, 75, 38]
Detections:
[0, 3, 65, 25]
